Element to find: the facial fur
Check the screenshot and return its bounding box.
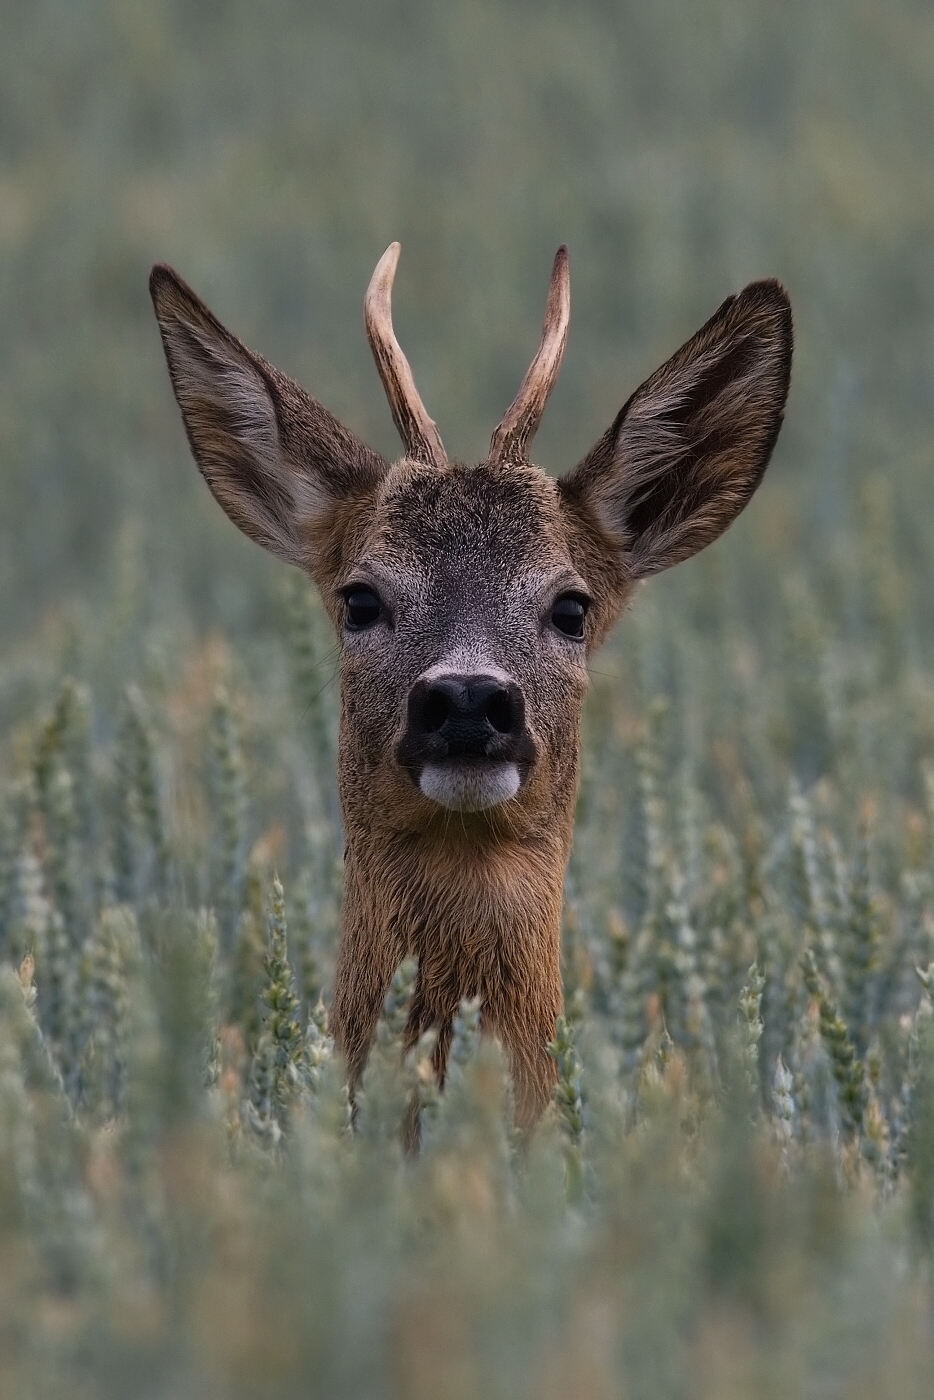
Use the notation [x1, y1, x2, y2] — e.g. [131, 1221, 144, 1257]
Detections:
[320, 458, 624, 842]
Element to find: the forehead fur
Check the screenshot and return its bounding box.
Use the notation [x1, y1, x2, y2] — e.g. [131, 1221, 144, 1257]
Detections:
[359, 459, 572, 583]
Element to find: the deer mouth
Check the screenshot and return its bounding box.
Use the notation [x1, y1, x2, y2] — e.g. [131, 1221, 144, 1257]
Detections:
[417, 758, 522, 812]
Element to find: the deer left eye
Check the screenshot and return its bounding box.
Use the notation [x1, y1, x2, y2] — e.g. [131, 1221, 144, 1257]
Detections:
[345, 588, 382, 630]
[550, 594, 588, 638]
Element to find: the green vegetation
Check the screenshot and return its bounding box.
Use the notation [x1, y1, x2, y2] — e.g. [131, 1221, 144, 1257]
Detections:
[4, 0, 934, 1394]
[3, 563, 934, 1399]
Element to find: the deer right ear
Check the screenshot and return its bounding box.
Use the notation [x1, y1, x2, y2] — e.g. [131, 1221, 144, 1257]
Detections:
[149, 265, 389, 571]
[559, 280, 792, 581]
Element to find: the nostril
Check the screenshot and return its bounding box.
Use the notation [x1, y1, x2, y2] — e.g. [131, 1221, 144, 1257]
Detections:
[422, 688, 450, 733]
[485, 688, 513, 734]
[407, 674, 525, 752]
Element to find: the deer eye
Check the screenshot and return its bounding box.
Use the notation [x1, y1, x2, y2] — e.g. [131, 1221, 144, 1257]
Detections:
[550, 593, 589, 639]
[344, 587, 382, 630]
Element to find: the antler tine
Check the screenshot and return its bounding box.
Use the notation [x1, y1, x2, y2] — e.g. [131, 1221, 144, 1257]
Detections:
[489, 246, 570, 465]
[364, 243, 447, 470]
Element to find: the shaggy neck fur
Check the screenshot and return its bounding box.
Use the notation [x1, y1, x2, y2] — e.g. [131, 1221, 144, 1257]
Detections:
[331, 763, 577, 1129]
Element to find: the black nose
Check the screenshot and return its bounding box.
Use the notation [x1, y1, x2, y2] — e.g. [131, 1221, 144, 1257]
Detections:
[406, 673, 525, 759]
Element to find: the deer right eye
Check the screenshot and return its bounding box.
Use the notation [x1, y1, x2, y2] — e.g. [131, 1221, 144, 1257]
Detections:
[345, 588, 382, 630]
[550, 593, 588, 639]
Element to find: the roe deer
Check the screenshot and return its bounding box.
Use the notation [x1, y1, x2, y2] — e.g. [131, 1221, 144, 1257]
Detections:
[150, 244, 792, 1128]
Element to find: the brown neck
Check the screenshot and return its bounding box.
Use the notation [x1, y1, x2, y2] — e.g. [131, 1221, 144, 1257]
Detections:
[331, 773, 577, 1128]
[344, 816, 573, 961]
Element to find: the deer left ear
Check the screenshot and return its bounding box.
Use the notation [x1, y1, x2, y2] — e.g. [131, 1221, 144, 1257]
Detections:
[149, 264, 389, 574]
[559, 280, 792, 579]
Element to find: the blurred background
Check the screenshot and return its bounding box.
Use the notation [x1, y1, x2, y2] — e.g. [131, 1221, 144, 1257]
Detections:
[6, 8, 934, 1394]
[2, 0, 932, 646]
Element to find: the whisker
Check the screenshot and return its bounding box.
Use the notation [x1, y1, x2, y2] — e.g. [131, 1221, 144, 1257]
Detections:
[294, 666, 340, 733]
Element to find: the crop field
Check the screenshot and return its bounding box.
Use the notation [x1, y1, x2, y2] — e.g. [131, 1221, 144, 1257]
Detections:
[4, 1, 934, 1396]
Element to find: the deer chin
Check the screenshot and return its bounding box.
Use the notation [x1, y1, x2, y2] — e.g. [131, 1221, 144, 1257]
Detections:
[418, 759, 521, 812]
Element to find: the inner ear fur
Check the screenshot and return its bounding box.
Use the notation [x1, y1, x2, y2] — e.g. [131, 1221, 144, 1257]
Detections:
[150, 264, 388, 570]
[560, 280, 792, 579]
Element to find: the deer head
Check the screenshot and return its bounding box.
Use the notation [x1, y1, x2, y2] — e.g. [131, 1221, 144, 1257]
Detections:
[150, 245, 791, 1127]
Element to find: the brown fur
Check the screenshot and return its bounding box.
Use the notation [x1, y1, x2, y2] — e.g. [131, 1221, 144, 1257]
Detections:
[150, 252, 792, 1130]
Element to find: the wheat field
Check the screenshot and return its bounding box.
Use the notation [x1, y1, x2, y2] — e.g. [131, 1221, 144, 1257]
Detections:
[3, 2, 934, 1395]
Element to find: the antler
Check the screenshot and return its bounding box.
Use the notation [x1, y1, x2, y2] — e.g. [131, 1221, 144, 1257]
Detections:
[489, 246, 570, 465]
[364, 243, 447, 470]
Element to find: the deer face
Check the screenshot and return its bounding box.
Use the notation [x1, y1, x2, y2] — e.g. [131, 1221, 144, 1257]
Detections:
[332, 458, 594, 829]
[150, 245, 791, 843]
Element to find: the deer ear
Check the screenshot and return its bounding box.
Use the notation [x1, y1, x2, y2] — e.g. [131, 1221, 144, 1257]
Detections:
[560, 280, 792, 580]
[149, 264, 388, 570]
